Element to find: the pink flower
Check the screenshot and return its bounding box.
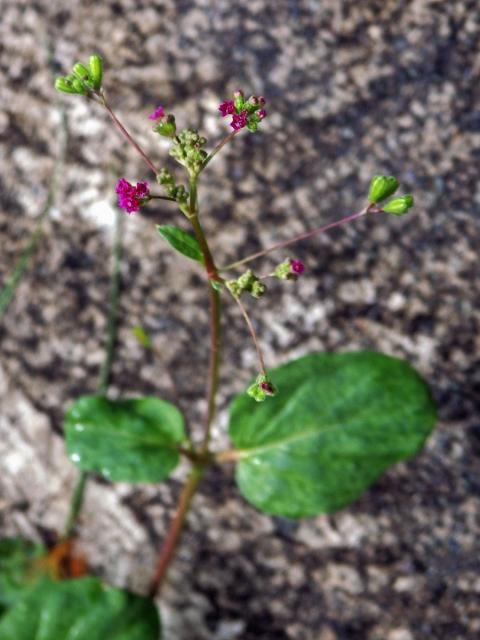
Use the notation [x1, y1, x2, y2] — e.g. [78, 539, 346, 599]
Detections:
[115, 179, 150, 214]
[231, 110, 248, 131]
[219, 100, 235, 117]
[257, 109, 266, 120]
[148, 105, 165, 120]
[290, 259, 305, 275]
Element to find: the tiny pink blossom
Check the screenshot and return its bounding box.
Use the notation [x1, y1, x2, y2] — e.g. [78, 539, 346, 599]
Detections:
[257, 109, 266, 120]
[148, 105, 165, 120]
[231, 110, 248, 131]
[290, 259, 305, 275]
[219, 100, 235, 117]
[115, 178, 150, 214]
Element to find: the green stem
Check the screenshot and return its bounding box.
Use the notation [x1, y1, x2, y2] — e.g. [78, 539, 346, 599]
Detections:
[63, 471, 88, 540]
[63, 209, 123, 539]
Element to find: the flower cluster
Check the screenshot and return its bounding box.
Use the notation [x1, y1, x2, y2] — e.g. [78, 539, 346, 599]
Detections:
[149, 104, 177, 138]
[148, 105, 165, 120]
[115, 179, 150, 214]
[218, 90, 266, 132]
[274, 258, 305, 280]
[247, 374, 278, 402]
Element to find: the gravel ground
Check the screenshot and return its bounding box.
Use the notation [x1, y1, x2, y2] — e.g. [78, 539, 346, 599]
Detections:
[1, 1, 479, 639]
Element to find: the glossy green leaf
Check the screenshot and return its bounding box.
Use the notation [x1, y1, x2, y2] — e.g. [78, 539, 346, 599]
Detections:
[229, 352, 437, 518]
[0, 576, 160, 639]
[0, 538, 45, 615]
[65, 396, 186, 483]
[157, 225, 204, 263]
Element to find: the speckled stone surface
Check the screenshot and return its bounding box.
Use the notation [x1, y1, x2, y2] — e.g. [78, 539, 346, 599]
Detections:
[1, 1, 479, 639]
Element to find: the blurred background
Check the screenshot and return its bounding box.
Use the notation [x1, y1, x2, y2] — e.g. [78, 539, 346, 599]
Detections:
[0, 1, 479, 639]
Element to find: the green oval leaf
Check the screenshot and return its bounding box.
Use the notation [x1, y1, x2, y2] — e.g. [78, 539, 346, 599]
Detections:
[0, 538, 45, 615]
[229, 352, 437, 518]
[0, 577, 161, 639]
[65, 396, 186, 483]
[157, 225, 204, 263]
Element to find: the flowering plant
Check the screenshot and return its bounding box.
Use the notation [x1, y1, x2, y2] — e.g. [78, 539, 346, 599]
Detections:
[0, 54, 435, 638]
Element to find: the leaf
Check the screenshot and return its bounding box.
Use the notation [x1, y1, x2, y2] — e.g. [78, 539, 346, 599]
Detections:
[0, 538, 45, 615]
[65, 395, 186, 483]
[157, 225, 204, 263]
[229, 352, 437, 518]
[0, 576, 161, 639]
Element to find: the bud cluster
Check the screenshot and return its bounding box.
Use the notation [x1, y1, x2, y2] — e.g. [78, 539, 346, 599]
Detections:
[368, 175, 414, 216]
[247, 374, 278, 402]
[218, 90, 267, 133]
[157, 168, 188, 204]
[226, 270, 266, 299]
[170, 129, 208, 174]
[55, 55, 103, 96]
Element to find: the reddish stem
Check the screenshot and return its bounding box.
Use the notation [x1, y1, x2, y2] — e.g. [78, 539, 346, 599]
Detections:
[233, 295, 267, 376]
[148, 467, 203, 597]
[101, 97, 159, 176]
[221, 208, 368, 271]
[202, 130, 238, 170]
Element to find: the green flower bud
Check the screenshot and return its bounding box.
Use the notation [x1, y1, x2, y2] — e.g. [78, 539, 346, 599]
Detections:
[72, 62, 91, 83]
[89, 54, 103, 90]
[368, 175, 399, 203]
[274, 259, 292, 280]
[250, 281, 266, 298]
[247, 374, 278, 402]
[383, 194, 414, 215]
[64, 74, 87, 95]
[174, 185, 188, 203]
[157, 168, 175, 186]
[233, 89, 245, 112]
[155, 114, 176, 138]
[55, 77, 80, 94]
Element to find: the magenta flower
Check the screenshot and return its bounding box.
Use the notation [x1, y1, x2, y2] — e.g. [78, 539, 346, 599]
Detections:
[257, 109, 266, 120]
[260, 381, 276, 395]
[231, 110, 248, 131]
[148, 105, 165, 120]
[290, 259, 305, 275]
[219, 100, 235, 117]
[115, 178, 150, 214]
